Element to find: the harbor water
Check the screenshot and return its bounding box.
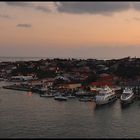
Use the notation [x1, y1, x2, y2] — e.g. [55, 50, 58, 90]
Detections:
[0, 81, 140, 138]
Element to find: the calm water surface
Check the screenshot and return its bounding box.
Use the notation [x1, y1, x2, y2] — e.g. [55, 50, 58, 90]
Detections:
[0, 81, 140, 138]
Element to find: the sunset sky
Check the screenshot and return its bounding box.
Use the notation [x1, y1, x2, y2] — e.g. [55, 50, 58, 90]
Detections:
[1, 2, 140, 59]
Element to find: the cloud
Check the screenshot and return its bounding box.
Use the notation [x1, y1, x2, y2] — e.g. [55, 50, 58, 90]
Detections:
[34, 2, 58, 13]
[5, 2, 140, 15]
[5, 2, 31, 7]
[56, 2, 131, 15]
[133, 17, 140, 21]
[35, 5, 51, 12]
[5, 2, 54, 13]
[131, 2, 140, 11]
[16, 24, 32, 28]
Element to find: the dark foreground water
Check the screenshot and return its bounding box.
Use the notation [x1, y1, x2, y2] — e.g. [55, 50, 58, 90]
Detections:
[0, 82, 140, 138]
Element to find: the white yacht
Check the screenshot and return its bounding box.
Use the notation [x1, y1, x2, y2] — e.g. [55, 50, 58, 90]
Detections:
[95, 86, 117, 105]
[120, 87, 135, 104]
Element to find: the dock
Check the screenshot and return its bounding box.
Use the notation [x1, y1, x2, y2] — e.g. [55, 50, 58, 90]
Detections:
[3, 85, 31, 92]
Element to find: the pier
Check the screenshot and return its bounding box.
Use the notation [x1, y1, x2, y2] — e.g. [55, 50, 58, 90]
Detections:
[3, 85, 31, 92]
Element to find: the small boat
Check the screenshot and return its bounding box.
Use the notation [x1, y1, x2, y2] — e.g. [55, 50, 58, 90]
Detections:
[40, 93, 54, 97]
[67, 95, 76, 99]
[75, 90, 91, 96]
[120, 87, 135, 104]
[53, 92, 61, 96]
[79, 97, 93, 102]
[38, 87, 48, 94]
[95, 85, 117, 105]
[54, 95, 68, 101]
[0, 78, 4, 81]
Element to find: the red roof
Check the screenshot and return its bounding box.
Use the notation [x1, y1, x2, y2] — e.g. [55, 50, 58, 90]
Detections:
[91, 81, 113, 87]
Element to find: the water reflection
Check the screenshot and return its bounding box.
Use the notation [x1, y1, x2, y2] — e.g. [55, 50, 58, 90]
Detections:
[120, 99, 137, 110]
[87, 101, 96, 110]
[26, 92, 32, 97]
[120, 103, 132, 109]
[94, 99, 117, 111]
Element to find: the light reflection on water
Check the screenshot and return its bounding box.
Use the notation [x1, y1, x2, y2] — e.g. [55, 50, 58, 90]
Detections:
[0, 82, 140, 138]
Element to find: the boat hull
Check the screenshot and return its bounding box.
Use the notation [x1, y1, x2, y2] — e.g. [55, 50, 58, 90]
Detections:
[79, 98, 93, 102]
[120, 94, 135, 105]
[54, 96, 67, 101]
[95, 95, 117, 105]
[40, 94, 54, 97]
[67, 96, 76, 99]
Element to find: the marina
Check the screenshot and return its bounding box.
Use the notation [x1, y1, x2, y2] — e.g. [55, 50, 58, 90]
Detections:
[1, 81, 140, 138]
[2, 81, 140, 106]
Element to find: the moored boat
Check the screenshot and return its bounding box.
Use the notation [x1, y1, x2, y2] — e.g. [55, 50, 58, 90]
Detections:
[75, 89, 91, 96]
[54, 95, 68, 101]
[120, 87, 135, 104]
[40, 93, 54, 97]
[79, 97, 93, 102]
[95, 85, 117, 105]
[67, 94, 76, 99]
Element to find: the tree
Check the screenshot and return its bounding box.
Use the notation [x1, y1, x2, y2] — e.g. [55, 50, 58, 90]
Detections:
[82, 73, 98, 86]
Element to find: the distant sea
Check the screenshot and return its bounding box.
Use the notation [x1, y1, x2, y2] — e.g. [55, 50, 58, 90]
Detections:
[0, 56, 124, 62]
[0, 57, 47, 62]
